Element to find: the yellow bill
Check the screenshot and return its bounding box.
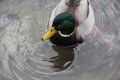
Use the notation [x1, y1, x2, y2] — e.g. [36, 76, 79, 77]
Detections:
[42, 26, 57, 41]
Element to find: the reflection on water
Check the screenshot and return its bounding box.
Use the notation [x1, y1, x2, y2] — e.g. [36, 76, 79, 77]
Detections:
[43, 46, 74, 72]
[0, 0, 120, 80]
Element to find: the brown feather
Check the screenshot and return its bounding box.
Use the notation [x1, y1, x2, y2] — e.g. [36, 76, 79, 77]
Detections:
[50, 29, 83, 47]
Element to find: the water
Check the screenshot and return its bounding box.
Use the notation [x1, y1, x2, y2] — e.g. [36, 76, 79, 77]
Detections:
[0, 0, 120, 80]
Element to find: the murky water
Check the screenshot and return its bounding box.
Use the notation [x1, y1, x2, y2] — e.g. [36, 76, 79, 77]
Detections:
[0, 0, 120, 80]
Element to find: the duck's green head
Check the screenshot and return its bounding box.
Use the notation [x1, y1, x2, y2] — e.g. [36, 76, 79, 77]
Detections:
[42, 13, 75, 41]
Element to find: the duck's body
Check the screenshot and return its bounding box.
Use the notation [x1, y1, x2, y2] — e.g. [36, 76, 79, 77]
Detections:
[42, 0, 100, 47]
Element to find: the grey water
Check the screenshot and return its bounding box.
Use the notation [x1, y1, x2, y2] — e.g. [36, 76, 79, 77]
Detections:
[0, 0, 120, 80]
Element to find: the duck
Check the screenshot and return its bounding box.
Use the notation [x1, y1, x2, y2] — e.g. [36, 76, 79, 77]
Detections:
[42, 0, 101, 47]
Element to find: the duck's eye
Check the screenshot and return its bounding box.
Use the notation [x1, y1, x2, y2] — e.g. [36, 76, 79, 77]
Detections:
[58, 21, 62, 24]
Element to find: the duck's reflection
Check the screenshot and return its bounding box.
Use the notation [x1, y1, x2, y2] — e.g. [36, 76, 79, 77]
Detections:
[44, 46, 75, 72]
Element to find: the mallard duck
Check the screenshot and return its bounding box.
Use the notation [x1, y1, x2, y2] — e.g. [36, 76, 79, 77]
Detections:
[42, 0, 100, 47]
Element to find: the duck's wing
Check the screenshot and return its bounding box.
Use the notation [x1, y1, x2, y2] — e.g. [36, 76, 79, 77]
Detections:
[77, 0, 95, 39]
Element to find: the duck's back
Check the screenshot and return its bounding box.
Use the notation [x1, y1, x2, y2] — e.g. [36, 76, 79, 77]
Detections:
[48, 0, 89, 28]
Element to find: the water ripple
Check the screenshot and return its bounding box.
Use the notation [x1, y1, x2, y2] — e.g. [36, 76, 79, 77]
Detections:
[0, 0, 120, 80]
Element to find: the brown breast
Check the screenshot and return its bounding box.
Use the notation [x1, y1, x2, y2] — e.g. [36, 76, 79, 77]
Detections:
[50, 31, 83, 47]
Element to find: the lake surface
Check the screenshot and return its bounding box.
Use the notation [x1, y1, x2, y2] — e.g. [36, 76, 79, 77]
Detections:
[0, 0, 120, 80]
